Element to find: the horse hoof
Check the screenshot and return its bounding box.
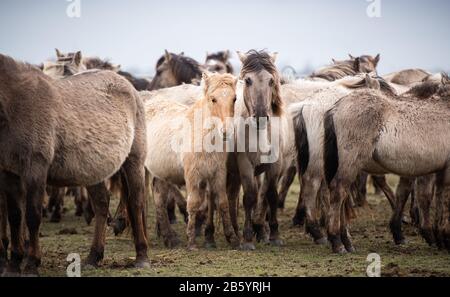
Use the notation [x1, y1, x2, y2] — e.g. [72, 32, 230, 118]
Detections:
[50, 215, 62, 223]
[204, 242, 217, 249]
[269, 239, 284, 247]
[292, 217, 303, 227]
[134, 258, 151, 270]
[332, 244, 347, 254]
[314, 237, 328, 245]
[112, 219, 127, 236]
[401, 216, 411, 225]
[165, 236, 181, 249]
[345, 245, 356, 253]
[240, 242, 255, 251]
[394, 238, 407, 245]
[187, 245, 199, 252]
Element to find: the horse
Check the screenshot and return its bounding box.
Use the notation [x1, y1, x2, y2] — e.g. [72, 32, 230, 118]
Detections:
[383, 68, 431, 86]
[143, 72, 239, 250]
[43, 51, 86, 79]
[290, 75, 398, 244]
[55, 49, 152, 91]
[0, 54, 149, 275]
[323, 73, 450, 253]
[205, 50, 234, 74]
[148, 50, 203, 90]
[310, 54, 380, 81]
[224, 50, 290, 250]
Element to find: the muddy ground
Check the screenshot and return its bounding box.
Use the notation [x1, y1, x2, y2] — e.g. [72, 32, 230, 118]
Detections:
[35, 175, 449, 277]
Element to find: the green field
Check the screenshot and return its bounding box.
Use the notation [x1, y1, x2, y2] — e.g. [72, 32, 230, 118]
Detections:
[37, 176, 450, 277]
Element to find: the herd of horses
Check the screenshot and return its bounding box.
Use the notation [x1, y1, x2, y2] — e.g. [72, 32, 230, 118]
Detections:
[0, 47, 449, 276]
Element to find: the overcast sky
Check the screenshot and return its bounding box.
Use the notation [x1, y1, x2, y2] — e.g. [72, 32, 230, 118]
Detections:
[0, 0, 449, 76]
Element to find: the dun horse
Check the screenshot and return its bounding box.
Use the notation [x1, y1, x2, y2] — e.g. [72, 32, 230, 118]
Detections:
[0, 54, 149, 275]
[310, 54, 380, 81]
[149, 50, 203, 90]
[205, 50, 234, 74]
[323, 74, 450, 253]
[143, 72, 240, 250]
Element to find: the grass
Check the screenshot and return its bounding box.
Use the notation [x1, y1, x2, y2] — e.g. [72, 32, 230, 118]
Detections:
[37, 175, 450, 277]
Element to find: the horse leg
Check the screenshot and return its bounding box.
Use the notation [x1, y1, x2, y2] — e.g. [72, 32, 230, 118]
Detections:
[327, 178, 349, 254]
[71, 187, 84, 217]
[0, 193, 8, 274]
[85, 182, 110, 267]
[226, 170, 241, 237]
[253, 179, 269, 244]
[409, 187, 420, 226]
[415, 174, 435, 246]
[240, 175, 258, 251]
[354, 172, 368, 207]
[434, 169, 450, 251]
[167, 192, 177, 225]
[390, 177, 413, 245]
[372, 175, 395, 210]
[120, 159, 149, 268]
[300, 175, 326, 244]
[265, 177, 283, 246]
[82, 188, 95, 225]
[214, 178, 240, 249]
[277, 166, 296, 210]
[186, 181, 206, 251]
[170, 185, 188, 224]
[1, 172, 25, 276]
[195, 199, 208, 237]
[204, 192, 216, 249]
[49, 187, 65, 223]
[340, 198, 356, 252]
[152, 178, 179, 248]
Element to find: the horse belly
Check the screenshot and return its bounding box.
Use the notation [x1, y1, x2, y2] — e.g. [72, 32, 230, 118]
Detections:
[145, 119, 185, 185]
[374, 131, 448, 177]
[49, 122, 135, 186]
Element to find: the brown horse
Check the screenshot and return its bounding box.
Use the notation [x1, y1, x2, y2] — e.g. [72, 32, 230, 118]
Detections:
[0, 54, 149, 275]
[148, 50, 203, 90]
[310, 54, 380, 81]
[205, 50, 234, 74]
[323, 74, 450, 253]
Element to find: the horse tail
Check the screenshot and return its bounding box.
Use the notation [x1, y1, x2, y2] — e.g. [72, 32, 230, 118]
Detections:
[293, 107, 309, 175]
[324, 109, 339, 185]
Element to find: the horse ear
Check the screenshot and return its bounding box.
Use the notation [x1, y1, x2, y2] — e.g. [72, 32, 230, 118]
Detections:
[202, 72, 210, 86]
[332, 58, 337, 64]
[373, 54, 381, 66]
[164, 50, 172, 61]
[224, 50, 230, 60]
[179, 52, 184, 56]
[73, 51, 82, 66]
[353, 57, 361, 72]
[441, 72, 450, 85]
[270, 52, 278, 63]
[237, 51, 247, 63]
[348, 54, 355, 60]
[55, 48, 63, 58]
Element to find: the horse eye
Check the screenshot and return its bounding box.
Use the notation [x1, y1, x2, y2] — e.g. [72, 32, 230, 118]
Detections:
[233, 96, 237, 102]
[245, 77, 252, 86]
[269, 78, 274, 87]
[212, 98, 217, 103]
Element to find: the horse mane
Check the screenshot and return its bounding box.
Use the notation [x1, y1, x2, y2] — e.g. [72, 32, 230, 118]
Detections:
[405, 81, 440, 99]
[204, 73, 236, 94]
[341, 76, 397, 96]
[311, 60, 358, 81]
[84, 57, 119, 71]
[240, 50, 284, 116]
